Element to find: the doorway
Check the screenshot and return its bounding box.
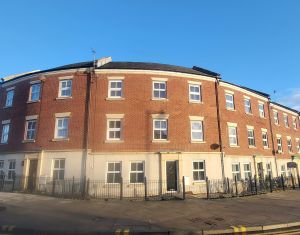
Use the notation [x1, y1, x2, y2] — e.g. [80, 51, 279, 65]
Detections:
[27, 159, 38, 191]
[166, 161, 178, 191]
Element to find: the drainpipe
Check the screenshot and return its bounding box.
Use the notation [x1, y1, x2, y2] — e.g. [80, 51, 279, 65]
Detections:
[81, 67, 93, 181]
[214, 77, 225, 180]
[267, 99, 278, 176]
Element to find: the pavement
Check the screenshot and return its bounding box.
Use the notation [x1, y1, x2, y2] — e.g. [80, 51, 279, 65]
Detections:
[0, 191, 300, 234]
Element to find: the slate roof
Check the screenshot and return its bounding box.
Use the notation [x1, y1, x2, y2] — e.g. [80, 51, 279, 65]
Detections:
[271, 102, 300, 114]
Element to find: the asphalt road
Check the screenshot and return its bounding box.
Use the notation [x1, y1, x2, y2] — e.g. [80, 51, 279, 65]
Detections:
[0, 191, 300, 234]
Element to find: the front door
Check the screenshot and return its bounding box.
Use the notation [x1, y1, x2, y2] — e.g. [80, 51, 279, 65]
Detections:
[257, 162, 264, 180]
[166, 161, 178, 191]
[27, 159, 38, 191]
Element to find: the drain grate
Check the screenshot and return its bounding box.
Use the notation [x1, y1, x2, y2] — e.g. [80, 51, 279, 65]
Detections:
[204, 220, 216, 226]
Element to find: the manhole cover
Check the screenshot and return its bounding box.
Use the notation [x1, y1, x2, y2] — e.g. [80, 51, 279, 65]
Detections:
[0, 206, 6, 212]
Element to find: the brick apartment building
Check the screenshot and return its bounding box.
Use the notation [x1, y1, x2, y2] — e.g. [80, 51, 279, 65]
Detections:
[0, 57, 299, 193]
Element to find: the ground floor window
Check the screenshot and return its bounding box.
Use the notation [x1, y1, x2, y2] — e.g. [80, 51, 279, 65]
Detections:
[281, 165, 286, 177]
[53, 159, 65, 180]
[8, 160, 16, 180]
[0, 160, 4, 178]
[130, 162, 144, 183]
[243, 163, 252, 180]
[266, 163, 272, 177]
[107, 162, 121, 183]
[232, 163, 241, 181]
[193, 161, 205, 181]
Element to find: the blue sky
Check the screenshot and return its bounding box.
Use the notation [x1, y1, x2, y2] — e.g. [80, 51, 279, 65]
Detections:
[0, 1, 299, 110]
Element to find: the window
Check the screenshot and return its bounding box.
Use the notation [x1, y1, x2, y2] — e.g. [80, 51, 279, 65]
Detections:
[130, 162, 144, 183]
[8, 160, 16, 180]
[0, 160, 4, 178]
[281, 165, 286, 177]
[107, 162, 121, 183]
[24, 119, 37, 140]
[190, 121, 203, 142]
[53, 159, 65, 180]
[29, 83, 41, 101]
[244, 99, 252, 114]
[55, 117, 69, 139]
[296, 139, 300, 153]
[266, 163, 272, 177]
[277, 137, 282, 152]
[225, 93, 234, 110]
[228, 126, 238, 146]
[232, 163, 241, 181]
[273, 111, 279, 125]
[243, 163, 252, 180]
[293, 117, 297, 129]
[59, 80, 72, 97]
[247, 129, 255, 147]
[5, 90, 14, 107]
[287, 138, 293, 153]
[153, 81, 166, 99]
[1, 124, 10, 144]
[107, 119, 122, 140]
[153, 119, 168, 140]
[262, 131, 269, 148]
[189, 84, 201, 102]
[108, 80, 122, 98]
[193, 161, 206, 181]
[258, 103, 265, 118]
[284, 114, 289, 128]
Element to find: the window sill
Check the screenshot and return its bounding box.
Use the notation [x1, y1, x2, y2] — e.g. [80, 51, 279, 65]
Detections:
[263, 147, 270, 150]
[152, 140, 170, 143]
[27, 100, 40, 104]
[3, 106, 12, 109]
[0, 143, 8, 145]
[248, 146, 256, 149]
[105, 140, 124, 143]
[259, 116, 266, 119]
[56, 97, 72, 100]
[190, 141, 206, 144]
[51, 138, 69, 142]
[189, 100, 203, 104]
[245, 112, 253, 116]
[151, 98, 168, 101]
[22, 140, 36, 143]
[226, 108, 236, 111]
[229, 145, 240, 148]
[193, 180, 206, 184]
[105, 97, 125, 101]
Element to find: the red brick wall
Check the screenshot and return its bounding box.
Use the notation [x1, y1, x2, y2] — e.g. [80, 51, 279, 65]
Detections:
[218, 84, 273, 157]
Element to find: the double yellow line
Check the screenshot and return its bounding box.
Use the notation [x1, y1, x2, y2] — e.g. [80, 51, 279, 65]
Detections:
[115, 228, 130, 235]
[231, 225, 247, 233]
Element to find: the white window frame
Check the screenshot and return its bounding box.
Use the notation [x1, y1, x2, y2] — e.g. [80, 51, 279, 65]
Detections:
[58, 79, 72, 98]
[258, 103, 265, 118]
[262, 131, 269, 148]
[24, 119, 37, 141]
[130, 162, 144, 184]
[29, 83, 41, 102]
[52, 159, 65, 180]
[5, 89, 14, 107]
[244, 98, 252, 114]
[225, 93, 235, 110]
[8, 160, 16, 180]
[153, 119, 168, 140]
[1, 124, 10, 144]
[106, 162, 121, 184]
[228, 126, 238, 146]
[192, 160, 206, 182]
[189, 84, 201, 103]
[232, 163, 241, 181]
[106, 119, 122, 141]
[277, 137, 283, 152]
[108, 80, 123, 98]
[152, 81, 167, 99]
[243, 163, 252, 180]
[273, 111, 279, 125]
[247, 128, 255, 147]
[284, 114, 289, 128]
[266, 163, 272, 177]
[190, 120, 204, 142]
[293, 117, 297, 130]
[287, 138, 293, 153]
[54, 117, 69, 139]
